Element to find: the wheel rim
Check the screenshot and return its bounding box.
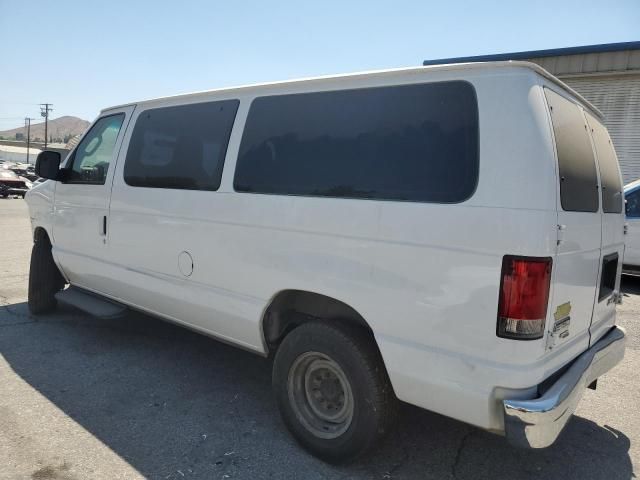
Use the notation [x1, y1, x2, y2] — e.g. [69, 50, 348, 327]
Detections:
[287, 351, 354, 439]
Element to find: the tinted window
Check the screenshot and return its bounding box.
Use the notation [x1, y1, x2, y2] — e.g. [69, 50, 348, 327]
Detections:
[586, 113, 623, 214]
[68, 114, 125, 184]
[234, 81, 478, 203]
[627, 190, 640, 218]
[545, 88, 598, 212]
[124, 100, 239, 190]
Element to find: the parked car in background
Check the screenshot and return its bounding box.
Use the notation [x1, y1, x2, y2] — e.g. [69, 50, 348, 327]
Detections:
[0, 169, 31, 198]
[624, 179, 640, 274]
[7, 163, 38, 182]
[26, 62, 626, 462]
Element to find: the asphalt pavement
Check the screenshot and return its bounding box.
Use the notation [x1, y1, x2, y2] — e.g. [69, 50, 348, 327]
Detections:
[1, 199, 638, 479]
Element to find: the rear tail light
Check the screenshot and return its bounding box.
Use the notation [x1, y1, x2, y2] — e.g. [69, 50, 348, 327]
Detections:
[497, 256, 552, 340]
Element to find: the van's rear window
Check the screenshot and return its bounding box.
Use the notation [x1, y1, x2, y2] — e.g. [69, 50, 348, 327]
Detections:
[234, 81, 479, 203]
[544, 88, 599, 213]
[586, 113, 623, 214]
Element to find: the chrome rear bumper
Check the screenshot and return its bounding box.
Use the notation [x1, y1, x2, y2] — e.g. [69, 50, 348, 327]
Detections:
[503, 326, 626, 448]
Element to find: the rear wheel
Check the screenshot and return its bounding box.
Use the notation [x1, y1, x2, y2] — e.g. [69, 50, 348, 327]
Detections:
[28, 234, 65, 314]
[272, 321, 396, 463]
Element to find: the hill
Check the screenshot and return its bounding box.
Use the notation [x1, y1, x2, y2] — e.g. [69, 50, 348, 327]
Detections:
[0, 116, 91, 143]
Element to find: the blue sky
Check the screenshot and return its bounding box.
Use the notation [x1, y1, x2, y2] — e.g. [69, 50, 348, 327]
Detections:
[0, 0, 638, 129]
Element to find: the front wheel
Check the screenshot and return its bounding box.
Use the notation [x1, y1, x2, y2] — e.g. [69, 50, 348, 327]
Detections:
[28, 234, 65, 314]
[272, 321, 397, 463]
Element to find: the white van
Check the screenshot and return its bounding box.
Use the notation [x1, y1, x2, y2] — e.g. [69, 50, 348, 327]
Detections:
[26, 62, 626, 462]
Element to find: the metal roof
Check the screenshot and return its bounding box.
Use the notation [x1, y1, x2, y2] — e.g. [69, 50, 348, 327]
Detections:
[423, 41, 640, 66]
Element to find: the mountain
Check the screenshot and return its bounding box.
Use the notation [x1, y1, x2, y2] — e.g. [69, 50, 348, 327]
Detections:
[0, 116, 91, 143]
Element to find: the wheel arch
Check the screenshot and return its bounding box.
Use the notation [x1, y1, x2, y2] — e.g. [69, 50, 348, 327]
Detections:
[31, 225, 68, 283]
[33, 225, 51, 244]
[261, 289, 377, 352]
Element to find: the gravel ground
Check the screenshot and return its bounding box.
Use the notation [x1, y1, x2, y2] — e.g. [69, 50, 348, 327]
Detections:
[0, 199, 638, 480]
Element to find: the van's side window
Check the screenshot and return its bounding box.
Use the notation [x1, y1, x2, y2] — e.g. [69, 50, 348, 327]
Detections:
[627, 190, 640, 218]
[234, 81, 479, 203]
[586, 114, 623, 214]
[544, 89, 599, 213]
[66, 114, 125, 184]
[124, 100, 239, 191]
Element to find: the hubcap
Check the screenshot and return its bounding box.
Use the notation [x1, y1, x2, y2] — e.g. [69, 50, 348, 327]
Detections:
[287, 352, 354, 439]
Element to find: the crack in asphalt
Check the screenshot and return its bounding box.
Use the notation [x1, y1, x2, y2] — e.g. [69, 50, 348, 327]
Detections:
[450, 428, 474, 479]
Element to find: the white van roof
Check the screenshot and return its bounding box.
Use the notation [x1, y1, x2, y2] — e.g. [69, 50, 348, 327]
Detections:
[103, 61, 604, 120]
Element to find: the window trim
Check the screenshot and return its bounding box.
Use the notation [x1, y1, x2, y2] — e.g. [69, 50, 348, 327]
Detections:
[232, 80, 480, 205]
[122, 99, 240, 192]
[62, 113, 126, 186]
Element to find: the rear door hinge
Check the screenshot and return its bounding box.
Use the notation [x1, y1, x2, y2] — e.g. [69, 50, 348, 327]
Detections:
[545, 330, 556, 351]
[557, 224, 567, 246]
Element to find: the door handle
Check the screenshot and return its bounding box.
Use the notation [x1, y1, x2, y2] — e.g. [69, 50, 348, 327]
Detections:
[99, 216, 107, 236]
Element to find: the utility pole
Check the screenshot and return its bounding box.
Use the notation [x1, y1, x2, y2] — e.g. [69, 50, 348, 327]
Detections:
[40, 103, 53, 148]
[24, 117, 35, 164]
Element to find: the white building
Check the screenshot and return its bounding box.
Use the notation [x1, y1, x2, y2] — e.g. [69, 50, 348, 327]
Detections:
[424, 41, 640, 184]
[0, 144, 41, 165]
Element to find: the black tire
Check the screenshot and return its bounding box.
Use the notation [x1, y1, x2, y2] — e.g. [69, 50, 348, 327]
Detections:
[272, 321, 397, 463]
[28, 234, 65, 314]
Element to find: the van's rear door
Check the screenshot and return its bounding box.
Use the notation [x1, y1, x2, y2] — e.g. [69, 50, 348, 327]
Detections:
[544, 88, 601, 353]
[585, 112, 625, 345]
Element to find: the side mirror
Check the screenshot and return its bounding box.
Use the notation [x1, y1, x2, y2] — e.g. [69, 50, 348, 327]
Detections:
[35, 151, 61, 180]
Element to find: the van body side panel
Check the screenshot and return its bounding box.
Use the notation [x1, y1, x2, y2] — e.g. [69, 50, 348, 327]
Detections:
[96, 69, 561, 430]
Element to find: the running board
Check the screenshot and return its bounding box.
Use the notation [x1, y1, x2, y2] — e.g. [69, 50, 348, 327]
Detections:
[55, 287, 128, 319]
